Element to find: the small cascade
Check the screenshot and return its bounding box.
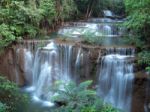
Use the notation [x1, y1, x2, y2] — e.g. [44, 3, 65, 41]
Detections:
[58, 22, 123, 38]
[88, 18, 124, 23]
[88, 18, 114, 23]
[58, 23, 99, 37]
[105, 47, 135, 55]
[103, 10, 114, 17]
[103, 25, 112, 35]
[57, 12, 126, 46]
[97, 48, 135, 112]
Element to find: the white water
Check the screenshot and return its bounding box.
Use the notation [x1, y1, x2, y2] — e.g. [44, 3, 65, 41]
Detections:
[58, 23, 99, 37]
[23, 41, 75, 106]
[58, 23, 114, 38]
[103, 25, 112, 35]
[98, 48, 134, 112]
[22, 42, 66, 106]
[103, 10, 114, 17]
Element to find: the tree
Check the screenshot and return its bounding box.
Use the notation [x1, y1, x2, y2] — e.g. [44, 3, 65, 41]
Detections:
[124, 0, 150, 70]
[0, 0, 78, 49]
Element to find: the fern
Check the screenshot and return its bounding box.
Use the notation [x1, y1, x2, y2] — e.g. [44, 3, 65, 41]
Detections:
[52, 80, 119, 112]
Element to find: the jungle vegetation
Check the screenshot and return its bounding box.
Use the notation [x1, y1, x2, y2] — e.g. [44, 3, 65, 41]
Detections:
[0, 76, 29, 112]
[0, 0, 150, 111]
[124, 0, 150, 71]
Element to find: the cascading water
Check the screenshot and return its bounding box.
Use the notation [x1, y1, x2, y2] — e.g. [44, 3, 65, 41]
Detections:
[103, 25, 112, 35]
[21, 40, 95, 107]
[103, 10, 114, 17]
[23, 41, 73, 106]
[97, 48, 135, 112]
[32, 44, 59, 106]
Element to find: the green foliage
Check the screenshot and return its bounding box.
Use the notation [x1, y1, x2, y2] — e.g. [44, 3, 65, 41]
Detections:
[52, 80, 119, 112]
[138, 51, 150, 66]
[39, 0, 56, 23]
[146, 66, 150, 73]
[0, 0, 78, 49]
[59, 0, 78, 20]
[83, 34, 103, 45]
[0, 76, 29, 112]
[138, 51, 150, 71]
[125, 0, 150, 70]
[101, 105, 119, 112]
[124, 0, 150, 47]
[0, 102, 7, 112]
[123, 36, 145, 49]
[0, 0, 42, 49]
[0, 24, 16, 48]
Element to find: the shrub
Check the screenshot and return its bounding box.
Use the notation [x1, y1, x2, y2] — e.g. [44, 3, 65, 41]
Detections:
[0, 76, 29, 112]
[0, 102, 7, 112]
[137, 51, 150, 72]
[138, 51, 150, 65]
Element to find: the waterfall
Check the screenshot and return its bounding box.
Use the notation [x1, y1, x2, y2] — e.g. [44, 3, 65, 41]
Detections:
[24, 41, 73, 106]
[20, 40, 97, 106]
[20, 40, 136, 111]
[97, 48, 135, 112]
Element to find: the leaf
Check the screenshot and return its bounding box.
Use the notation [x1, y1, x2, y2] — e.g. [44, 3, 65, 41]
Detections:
[78, 80, 93, 90]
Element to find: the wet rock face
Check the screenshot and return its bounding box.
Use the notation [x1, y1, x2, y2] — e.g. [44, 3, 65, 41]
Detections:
[0, 47, 26, 86]
[71, 46, 100, 84]
[132, 72, 149, 112]
[145, 76, 150, 112]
